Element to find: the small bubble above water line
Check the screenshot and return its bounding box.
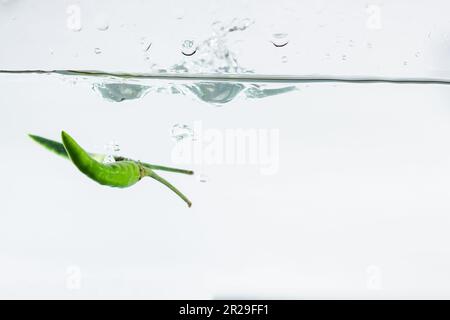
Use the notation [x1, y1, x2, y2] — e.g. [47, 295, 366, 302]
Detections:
[271, 33, 289, 47]
[95, 14, 109, 31]
[172, 7, 185, 20]
[181, 40, 197, 56]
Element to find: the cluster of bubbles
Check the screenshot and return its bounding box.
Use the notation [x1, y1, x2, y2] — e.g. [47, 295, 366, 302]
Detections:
[171, 124, 195, 142]
[171, 123, 209, 183]
[103, 141, 120, 164]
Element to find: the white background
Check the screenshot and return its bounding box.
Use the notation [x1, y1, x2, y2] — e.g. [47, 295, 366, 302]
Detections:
[1, 0, 450, 299]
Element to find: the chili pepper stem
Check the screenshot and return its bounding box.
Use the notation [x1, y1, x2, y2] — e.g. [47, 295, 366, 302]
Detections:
[141, 164, 194, 175]
[143, 167, 192, 208]
[116, 157, 193, 175]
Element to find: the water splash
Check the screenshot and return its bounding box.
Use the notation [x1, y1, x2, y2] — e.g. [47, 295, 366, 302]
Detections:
[24, 17, 296, 105]
[244, 85, 297, 99]
[182, 82, 245, 105]
[170, 18, 255, 74]
[92, 83, 150, 102]
[89, 79, 297, 105]
[6, 69, 448, 106]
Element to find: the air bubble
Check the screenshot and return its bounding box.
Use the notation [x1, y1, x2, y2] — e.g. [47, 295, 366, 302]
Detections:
[103, 141, 120, 164]
[171, 124, 194, 142]
[181, 40, 197, 56]
[140, 37, 152, 52]
[196, 173, 208, 183]
[281, 56, 288, 63]
[105, 141, 120, 153]
[102, 155, 116, 164]
[95, 14, 109, 31]
[271, 33, 289, 47]
[94, 47, 102, 54]
[173, 7, 185, 20]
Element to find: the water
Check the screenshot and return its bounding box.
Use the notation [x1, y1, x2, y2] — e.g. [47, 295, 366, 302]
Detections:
[4, 67, 450, 298]
[3, 0, 450, 299]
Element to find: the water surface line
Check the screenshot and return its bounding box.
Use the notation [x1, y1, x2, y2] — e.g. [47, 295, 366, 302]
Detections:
[2, 69, 450, 85]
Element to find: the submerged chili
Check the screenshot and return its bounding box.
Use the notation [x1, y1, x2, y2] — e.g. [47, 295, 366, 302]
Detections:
[31, 131, 192, 207]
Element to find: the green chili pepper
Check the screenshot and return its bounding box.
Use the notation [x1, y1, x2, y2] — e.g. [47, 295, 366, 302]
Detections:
[61, 131, 144, 188]
[30, 132, 192, 207]
[28, 134, 194, 175]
